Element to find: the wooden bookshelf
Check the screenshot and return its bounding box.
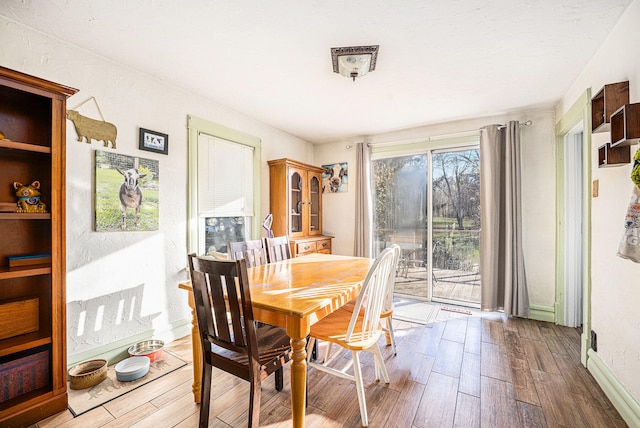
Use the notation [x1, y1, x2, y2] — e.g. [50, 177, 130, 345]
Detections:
[0, 66, 77, 426]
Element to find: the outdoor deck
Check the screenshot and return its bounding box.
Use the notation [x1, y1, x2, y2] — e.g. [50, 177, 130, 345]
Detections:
[394, 265, 481, 304]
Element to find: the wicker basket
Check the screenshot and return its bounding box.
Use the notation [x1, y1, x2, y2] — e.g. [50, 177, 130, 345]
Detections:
[68, 359, 107, 390]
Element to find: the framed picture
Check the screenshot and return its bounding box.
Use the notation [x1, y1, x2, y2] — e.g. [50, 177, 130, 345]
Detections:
[95, 150, 159, 231]
[322, 162, 348, 193]
[138, 128, 168, 155]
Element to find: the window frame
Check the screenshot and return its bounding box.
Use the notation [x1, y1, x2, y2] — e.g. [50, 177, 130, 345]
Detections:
[187, 115, 262, 255]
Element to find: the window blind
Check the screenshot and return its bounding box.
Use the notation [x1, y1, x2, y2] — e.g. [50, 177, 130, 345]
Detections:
[198, 133, 254, 217]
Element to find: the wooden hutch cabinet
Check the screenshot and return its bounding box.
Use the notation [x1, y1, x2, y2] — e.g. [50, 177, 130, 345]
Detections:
[268, 158, 332, 257]
[0, 66, 77, 426]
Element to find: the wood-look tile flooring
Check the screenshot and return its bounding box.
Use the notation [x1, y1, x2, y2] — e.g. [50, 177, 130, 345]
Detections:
[36, 308, 626, 428]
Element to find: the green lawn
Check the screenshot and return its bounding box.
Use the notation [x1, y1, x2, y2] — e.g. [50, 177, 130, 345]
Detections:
[95, 167, 159, 231]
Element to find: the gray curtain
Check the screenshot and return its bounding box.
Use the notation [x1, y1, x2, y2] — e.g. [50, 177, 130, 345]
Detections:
[354, 142, 372, 257]
[479, 122, 530, 317]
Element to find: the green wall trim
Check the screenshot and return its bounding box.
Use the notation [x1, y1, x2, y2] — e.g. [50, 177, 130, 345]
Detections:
[554, 88, 593, 366]
[67, 319, 190, 369]
[528, 304, 555, 323]
[587, 349, 640, 428]
[556, 89, 592, 135]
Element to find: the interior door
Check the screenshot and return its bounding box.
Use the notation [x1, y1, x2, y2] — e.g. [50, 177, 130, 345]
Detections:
[563, 125, 584, 327]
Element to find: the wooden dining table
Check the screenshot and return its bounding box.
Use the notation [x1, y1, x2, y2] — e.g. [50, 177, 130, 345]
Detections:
[179, 252, 374, 428]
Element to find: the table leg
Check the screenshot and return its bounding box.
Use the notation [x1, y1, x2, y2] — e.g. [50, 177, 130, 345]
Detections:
[186, 291, 202, 403]
[290, 336, 307, 428]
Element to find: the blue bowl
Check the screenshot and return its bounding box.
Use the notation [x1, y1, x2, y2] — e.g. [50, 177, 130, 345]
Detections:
[115, 356, 150, 382]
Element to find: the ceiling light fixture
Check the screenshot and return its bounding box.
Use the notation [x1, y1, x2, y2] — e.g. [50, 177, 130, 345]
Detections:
[331, 45, 379, 82]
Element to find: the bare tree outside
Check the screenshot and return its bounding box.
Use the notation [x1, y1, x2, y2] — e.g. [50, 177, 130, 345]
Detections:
[432, 150, 480, 230]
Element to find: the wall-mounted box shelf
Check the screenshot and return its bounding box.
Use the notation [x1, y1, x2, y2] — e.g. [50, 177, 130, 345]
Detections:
[591, 81, 629, 133]
[598, 143, 631, 167]
[610, 103, 640, 147]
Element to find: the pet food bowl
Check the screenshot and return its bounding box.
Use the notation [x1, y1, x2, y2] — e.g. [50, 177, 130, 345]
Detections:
[115, 356, 150, 382]
[128, 339, 165, 362]
[68, 359, 108, 390]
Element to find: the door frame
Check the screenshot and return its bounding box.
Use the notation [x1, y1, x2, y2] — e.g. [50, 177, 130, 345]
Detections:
[555, 88, 592, 365]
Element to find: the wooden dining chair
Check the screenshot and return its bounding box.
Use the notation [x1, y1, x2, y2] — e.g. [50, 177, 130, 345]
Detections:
[227, 239, 268, 268]
[374, 244, 402, 355]
[326, 244, 402, 359]
[226, 239, 285, 390]
[306, 246, 398, 427]
[262, 235, 320, 360]
[263, 235, 292, 263]
[187, 254, 292, 428]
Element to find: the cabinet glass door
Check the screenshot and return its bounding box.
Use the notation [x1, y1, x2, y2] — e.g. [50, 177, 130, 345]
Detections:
[309, 174, 320, 234]
[290, 171, 303, 234]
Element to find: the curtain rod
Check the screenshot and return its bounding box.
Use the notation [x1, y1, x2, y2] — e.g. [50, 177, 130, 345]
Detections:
[366, 120, 533, 147]
[497, 120, 533, 130]
[366, 129, 479, 147]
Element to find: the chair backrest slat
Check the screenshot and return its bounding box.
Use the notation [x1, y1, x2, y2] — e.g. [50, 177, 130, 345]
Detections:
[227, 239, 268, 267]
[224, 271, 246, 347]
[210, 270, 233, 343]
[386, 244, 402, 311]
[346, 247, 399, 343]
[263, 235, 292, 263]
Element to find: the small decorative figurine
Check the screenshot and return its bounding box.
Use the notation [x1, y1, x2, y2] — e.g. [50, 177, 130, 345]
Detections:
[14, 181, 47, 213]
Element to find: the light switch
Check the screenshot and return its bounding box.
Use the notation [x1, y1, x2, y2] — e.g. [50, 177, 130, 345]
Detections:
[593, 179, 599, 198]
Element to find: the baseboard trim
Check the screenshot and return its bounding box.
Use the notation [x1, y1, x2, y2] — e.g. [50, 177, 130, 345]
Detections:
[528, 304, 555, 323]
[67, 319, 191, 369]
[587, 349, 640, 427]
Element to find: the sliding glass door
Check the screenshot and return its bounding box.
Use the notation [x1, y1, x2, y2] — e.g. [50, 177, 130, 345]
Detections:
[431, 149, 481, 305]
[372, 154, 429, 298]
[372, 145, 481, 307]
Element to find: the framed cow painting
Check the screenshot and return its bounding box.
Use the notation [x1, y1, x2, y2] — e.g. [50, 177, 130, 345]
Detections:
[321, 162, 348, 193]
[138, 128, 168, 155]
[94, 150, 159, 231]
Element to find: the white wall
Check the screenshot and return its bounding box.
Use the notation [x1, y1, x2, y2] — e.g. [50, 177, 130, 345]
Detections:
[0, 17, 314, 362]
[557, 0, 640, 402]
[316, 107, 558, 309]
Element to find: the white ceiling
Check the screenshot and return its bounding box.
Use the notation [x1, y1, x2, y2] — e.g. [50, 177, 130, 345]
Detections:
[0, 0, 632, 144]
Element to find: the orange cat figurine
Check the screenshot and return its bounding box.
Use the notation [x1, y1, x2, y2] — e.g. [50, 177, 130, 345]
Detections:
[14, 181, 47, 213]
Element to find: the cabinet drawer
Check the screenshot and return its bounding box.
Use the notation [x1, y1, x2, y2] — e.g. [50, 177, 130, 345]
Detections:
[0, 298, 39, 341]
[317, 239, 331, 252]
[296, 241, 317, 255]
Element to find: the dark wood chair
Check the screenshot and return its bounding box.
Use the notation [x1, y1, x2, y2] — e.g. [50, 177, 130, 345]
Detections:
[187, 254, 292, 428]
[227, 239, 268, 268]
[225, 239, 285, 390]
[263, 235, 292, 263]
[263, 235, 321, 361]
